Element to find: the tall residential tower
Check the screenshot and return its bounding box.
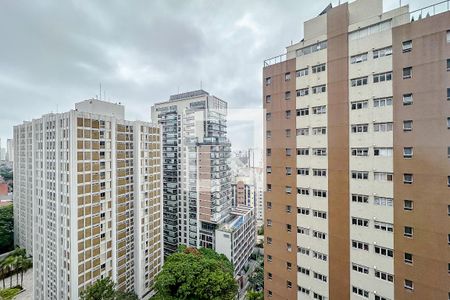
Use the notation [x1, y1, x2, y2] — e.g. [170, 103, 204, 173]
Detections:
[14, 99, 163, 300]
[263, 0, 450, 299]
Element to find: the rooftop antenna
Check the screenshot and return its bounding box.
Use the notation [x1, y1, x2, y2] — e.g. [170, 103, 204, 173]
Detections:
[99, 82, 102, 100]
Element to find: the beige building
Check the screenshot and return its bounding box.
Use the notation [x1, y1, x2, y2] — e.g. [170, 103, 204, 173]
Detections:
[263, 0, 449, 299]
[14, 99, 163, 300]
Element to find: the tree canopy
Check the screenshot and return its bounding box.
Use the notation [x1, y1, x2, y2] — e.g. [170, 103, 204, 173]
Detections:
[0, 205, 14, 254]
[154, 246, 238, 300]
[80, 278, 138, 300]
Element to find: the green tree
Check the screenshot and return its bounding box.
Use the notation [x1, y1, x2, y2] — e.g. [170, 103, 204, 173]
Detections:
[81, 278, 116, 300]
[248, 266, 264, 291]
[154, 246, 238, 300]
[80, 277, 138, 300]
[246, 290, 264, 300]
[0, 205, 14, 254]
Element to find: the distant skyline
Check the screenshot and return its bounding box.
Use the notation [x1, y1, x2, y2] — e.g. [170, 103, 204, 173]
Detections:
[0, 0, 434, 150]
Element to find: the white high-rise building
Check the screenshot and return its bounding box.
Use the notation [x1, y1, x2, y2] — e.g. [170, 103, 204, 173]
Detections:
[6, 139, 13, 162]
[14, 99, 163, 300]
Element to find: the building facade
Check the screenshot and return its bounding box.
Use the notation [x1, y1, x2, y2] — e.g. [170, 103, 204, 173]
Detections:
[215, 205, 256, 276]
[14, 99, 163, 300]
[263, 0, 449, 299]
[6, 139, 13, 162]
[151, 90, 232, 255]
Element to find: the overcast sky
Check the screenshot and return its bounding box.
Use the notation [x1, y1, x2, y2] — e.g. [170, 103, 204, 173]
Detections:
[0, 0, 434, 151]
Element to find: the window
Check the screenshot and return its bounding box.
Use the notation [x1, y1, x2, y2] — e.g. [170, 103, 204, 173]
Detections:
[404, 252, 413, 264]
[297, 128, 309, 136]
[373, 71, 392, 83]
[448, 117, 450, 129]
[349, 19, 391, 41]
[313, 210, 327, 219]
[352, 217, 369, 227]
[374, 97, 393, 107]
[297, 168, 309, 176]
[285, 91, 291, 100]
[298, 266, 310, 275]
[313, 230, 326, 239]
[297, 148, 309, 155]
[285, 72, 291, 81]
[312, 127, 326, 135]
[286, 224, 292, 232]
[265, 95, 272, 103]
[374, 172, 393, 181]
[286, 243, 292, 252]
[312, 189, 327, 198]
[268, 291, 272, 297]
[448, 88, 450, 100]
[403, 173, 413, 184]
[403, 93, 413, 105]
[286, 280, 292, 289]
[298, 207, 310, 215]
[374, 147, 393, 157]
[267, 255, 272, 262]
[374, 221, 394, 232]
[285, 129, 291, 137]
[313, 169, 327, 177]
[403, 147, 413, 158]
[297, 108, 309, 116]
[312, 105, 326, 114]
[312, 148, 327, 156]
[297, 227, 310, 235]
[286, 205, 292, 213]
[352, 194, 369, 203]
[404, 279, 414, 290]
[296, 68, 308, 77]
[447, 30, 450, 43]
[267, 148, 271, 156]
[298, 247, 310, 255]
[266, 113, 271, 121]
[267, 202, 272, 209]
[267, 219, 272, 227]
[351, 76, 368, 87]
[374, 122, 393, 132]
[351, 171, 369, 180]
[448, 176, 450, 187]
[447, 59, 450, 71]
[313, 271, 327, 282]
[375, 270, 394, 282]
[312, 63, 326, 73]
[373, 46, 392, 59]
[351, 123, 369, 133]
[352, 263, 369, 274]
[448, 147, 450, 158]
[267, 272, 272, 280]
[265, 77, 272, 85]
[403, 67, 412, 79]
[374, 245, 393, 257]
[266, 166, 272, 174]
[296, 40, 327, 56]
[312, 251, 327, 261]
[374, 196, 393, 206]
[448, 205, 450, 216]
[285, 110, 291, 119]
[404, 200, 414, 211]
[266, 237, 272, 244]
[352, 148, 369, 156]
[285, 167, 292, 175]
[352, 286, 370, 298]
[297, 88, 309, 97]
[402, 40, 412, 53]
[267, 184, 272, 192]
[313, 292, 325, 300]
[352, 240, 369, 251]
[351, 52, 368, 64]
[351, 100, 368, 110]
[298, 286, 310, 295]
[297, 187, 310, 195]
[403, 120, 413, 131]
[312, 84, 326, 94]
[266, 130, 271, 138]
[285, 186, 292, 194]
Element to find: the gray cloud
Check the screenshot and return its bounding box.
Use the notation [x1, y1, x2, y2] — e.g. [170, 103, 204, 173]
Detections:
[0, 0, 435, 150]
